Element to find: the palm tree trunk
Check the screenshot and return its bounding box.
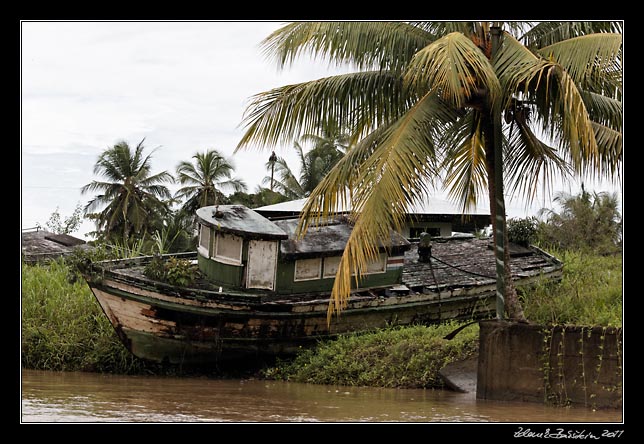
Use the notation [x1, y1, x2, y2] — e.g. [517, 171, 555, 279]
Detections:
[483, 114, 527, 322]
[487, 24, 526, 322]
[123, 211, 130, 246]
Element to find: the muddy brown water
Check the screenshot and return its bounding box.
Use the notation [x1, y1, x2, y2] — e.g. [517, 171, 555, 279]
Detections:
[21, 369, 623, 423]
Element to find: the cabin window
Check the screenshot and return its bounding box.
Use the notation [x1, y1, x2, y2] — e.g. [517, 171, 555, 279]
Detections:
[294, 258, 322, 281]
[214, 232, 243, 266]
[323, 256, 342, 278]
[198, 224, 211, 257]
[358, 253, 387, 275]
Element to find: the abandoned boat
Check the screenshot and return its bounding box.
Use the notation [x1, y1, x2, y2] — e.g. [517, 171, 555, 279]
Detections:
[83, 204, 563, 365]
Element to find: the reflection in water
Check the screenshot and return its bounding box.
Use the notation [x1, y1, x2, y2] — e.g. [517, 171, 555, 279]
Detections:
[21, 369, 622, 423]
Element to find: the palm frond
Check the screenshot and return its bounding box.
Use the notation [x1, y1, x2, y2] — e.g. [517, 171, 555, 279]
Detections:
[580, 89, 622, 129]
[176, 161, 202, 185]
[142, 184, 173, 200]
[504, 110, 572, 204]
[139, 171, 174, 188]
[299, 92, 458, 318]
[83, 193, 115, 214]
[537, 33, 622, 90]
[93, 151, 125, 181]
[410, 22, 477, 37]
[405, 32, 501, 109]
[173, 185, 200, 200]
[217, 178, 248, 194]
[272, 156, 306, 198]
[440, 112, 488, 212]
[261, 21, 434, 72]
[237, 70, 412, 150]
[592, 122, 623, 179]
[495, 32, 599, 175]
[80, 180, 118, 196]
[520, 21, 622, 49]
[494, 31, 543, 105]
[295, 126, 392, 228]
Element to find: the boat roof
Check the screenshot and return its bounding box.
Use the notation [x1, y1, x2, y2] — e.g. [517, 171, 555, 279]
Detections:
[274, 218, 410, 259]
[196, 205, 288, 240]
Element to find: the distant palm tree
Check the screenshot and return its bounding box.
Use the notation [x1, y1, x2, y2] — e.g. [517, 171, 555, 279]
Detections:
[537, 186, 622, 254]
[175, 149, 247, 216]
[299, 116, 351, 154]
[81, 138, 173, 244]
[263, 140, 345, 199]
[238, 21, 622, 320]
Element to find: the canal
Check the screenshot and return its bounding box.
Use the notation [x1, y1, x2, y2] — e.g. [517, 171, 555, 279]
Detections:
[21, 369, 623, 424]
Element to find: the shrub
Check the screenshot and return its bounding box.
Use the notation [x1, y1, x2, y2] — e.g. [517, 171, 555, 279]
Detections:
[263, 321, 479, 389]
[519, 250, 622, 327]
[144, 256, 200, 287]
[507, 217, 538, 247]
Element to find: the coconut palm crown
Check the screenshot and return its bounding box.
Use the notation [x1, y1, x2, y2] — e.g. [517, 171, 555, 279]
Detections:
[175, 149, 248, 216]
[81, 138, 173, 243]
[236, 21, 622, 321]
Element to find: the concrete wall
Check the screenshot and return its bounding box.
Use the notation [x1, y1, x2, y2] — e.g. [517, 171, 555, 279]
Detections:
[477, 320, 622, 409]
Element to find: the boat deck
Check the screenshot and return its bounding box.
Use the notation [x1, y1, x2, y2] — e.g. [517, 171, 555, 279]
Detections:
[402, 238, 562, 292]
[97, 237, 562, 301]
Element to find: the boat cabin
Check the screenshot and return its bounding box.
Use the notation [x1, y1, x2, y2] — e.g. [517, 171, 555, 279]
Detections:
[195, 205, 411, 294]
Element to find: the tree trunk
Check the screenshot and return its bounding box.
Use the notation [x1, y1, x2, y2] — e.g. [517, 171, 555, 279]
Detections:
[483, 114, 527, 321]
[486, 24, 526, 322]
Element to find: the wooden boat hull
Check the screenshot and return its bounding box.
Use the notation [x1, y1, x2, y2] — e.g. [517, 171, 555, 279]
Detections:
[87, 272, 497, 364]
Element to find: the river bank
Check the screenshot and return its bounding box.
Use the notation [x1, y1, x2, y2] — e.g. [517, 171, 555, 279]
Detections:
[21, 250, 622, 389]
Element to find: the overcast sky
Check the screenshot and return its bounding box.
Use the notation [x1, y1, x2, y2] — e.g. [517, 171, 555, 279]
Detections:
[20, 21, 622, 240]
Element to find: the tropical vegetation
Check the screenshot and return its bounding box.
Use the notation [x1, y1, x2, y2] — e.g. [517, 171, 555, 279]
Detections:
[174, 149, 248, 217]
[81, 138, 173, 245]
[263, 321, 480, 388]
[75, 136, 341, 254]
[261, 119, 349, 199]
[536, 186, 622, 255]
[41, 203, 84, 235]
[236, 21, 622, 322]
[263, 138, 345, 199]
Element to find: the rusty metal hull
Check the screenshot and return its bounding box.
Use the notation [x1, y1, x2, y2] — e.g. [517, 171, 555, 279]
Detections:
[85, 246, 563, 365]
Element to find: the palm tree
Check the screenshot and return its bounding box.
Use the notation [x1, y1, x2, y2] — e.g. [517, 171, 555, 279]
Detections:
[299, 116, 351, 154]
[237, 21, 622, 321]
[175, 149, 247, 216]
[81, 138, 173, 244]
[263, 137, 345, 199]
[537, 185, 622, 255]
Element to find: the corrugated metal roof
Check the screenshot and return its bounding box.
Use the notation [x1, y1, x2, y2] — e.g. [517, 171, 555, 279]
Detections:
[255, 196, 490, 216]
[21, 229, 91, 263]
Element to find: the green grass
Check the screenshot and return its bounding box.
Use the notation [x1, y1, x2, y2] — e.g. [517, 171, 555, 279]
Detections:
[519, 250, 622, 327]
[262, 321, 479, 389]
[21, 259, 147, 373]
